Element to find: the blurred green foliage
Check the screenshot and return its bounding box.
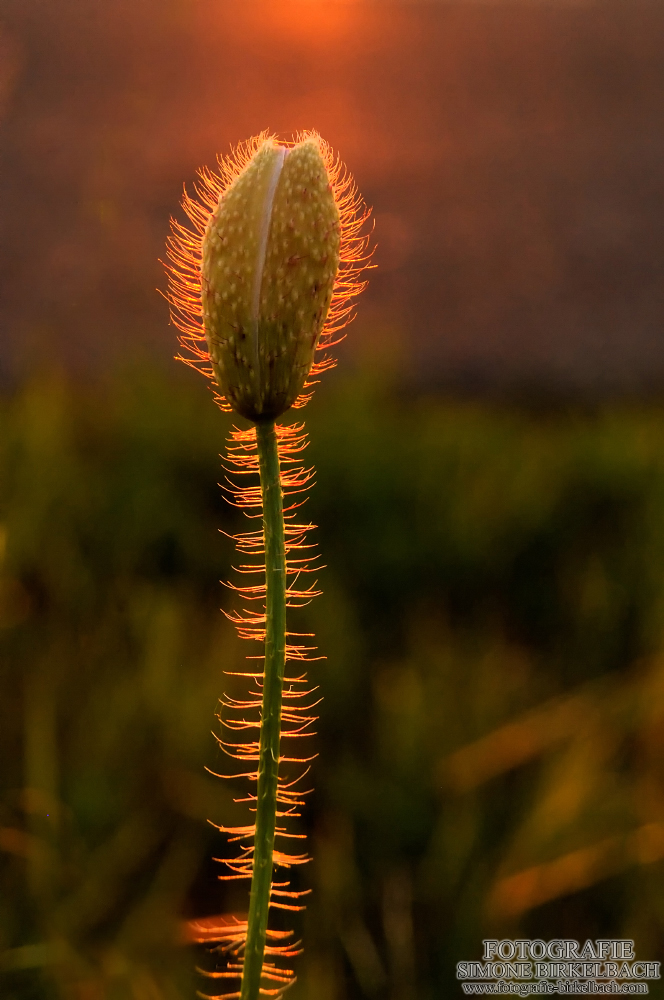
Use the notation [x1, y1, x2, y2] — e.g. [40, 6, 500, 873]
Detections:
[2, 364, 664, 999]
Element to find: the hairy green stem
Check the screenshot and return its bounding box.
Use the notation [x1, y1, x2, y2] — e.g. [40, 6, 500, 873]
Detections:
[241, 419, 287, 1000]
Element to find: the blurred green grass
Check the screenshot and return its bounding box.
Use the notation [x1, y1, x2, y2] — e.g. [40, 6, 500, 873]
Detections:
[2, 363, 664, 999]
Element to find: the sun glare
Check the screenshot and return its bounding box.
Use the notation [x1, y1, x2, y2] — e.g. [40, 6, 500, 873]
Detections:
[249, 1, 362, 44]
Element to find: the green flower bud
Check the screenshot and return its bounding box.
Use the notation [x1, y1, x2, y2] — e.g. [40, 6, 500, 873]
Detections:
[200, 138, 338, 420]
[166, 132, 371, 419]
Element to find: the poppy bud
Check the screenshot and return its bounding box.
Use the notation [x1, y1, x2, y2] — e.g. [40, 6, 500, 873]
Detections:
[166, 131, 371, 419]
[201, 138, 340, 421]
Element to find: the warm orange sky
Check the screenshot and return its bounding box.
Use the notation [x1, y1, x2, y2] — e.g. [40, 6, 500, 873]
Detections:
[1, 0, 664, 391]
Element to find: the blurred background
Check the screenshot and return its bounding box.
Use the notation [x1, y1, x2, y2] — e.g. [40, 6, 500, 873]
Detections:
[2, 0, 664, 997]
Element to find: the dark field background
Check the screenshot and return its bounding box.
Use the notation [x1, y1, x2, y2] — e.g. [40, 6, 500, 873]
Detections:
[2, 1, 664, 998]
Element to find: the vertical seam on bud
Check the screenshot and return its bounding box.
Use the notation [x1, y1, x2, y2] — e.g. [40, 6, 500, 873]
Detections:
[252, 146, 288, 392]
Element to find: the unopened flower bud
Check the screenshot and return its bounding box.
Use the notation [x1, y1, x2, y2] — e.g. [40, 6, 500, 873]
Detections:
[166, 132, 371, 418]
[200, 138, 339, 420]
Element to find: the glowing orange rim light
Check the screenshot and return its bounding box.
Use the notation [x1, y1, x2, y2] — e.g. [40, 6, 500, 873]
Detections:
[164, 129, 374, 413]
[161, 135, 373, 998]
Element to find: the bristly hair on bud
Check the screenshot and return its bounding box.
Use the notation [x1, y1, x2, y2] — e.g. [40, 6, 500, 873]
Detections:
[164, 131, 373, 420]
